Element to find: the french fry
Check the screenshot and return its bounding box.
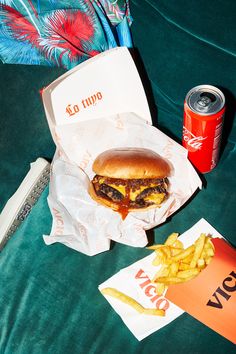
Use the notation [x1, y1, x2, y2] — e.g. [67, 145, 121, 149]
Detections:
[170, 247, 183, 256]
[161, 246, 172, 259]
[155, 276, 188, 285]
[147, 232, 180, 249]
[205, 239, 215, 253]
[200, 249, 207, 259]
[101, 287, 144, 313]
[101, 287, 165, 316]
[205, 247, 214, 257]
[169, 245, 195, 262]
[197, 259, 205, 269]
[190, 233, 206, 268]
[178, 262, 190, 271]
[169, 262, 179, 276]
[181, 253, 194, 264]
[177, 268, 200, 279]
[206, 236, 215, 248]
[164, 232, 179, 246]
[173, 240, 184, 249]
[143, 308, 165, 316]
[147, 244, 165, 250]
[147, 244, 173, 250]
[152, 249, 166, 266]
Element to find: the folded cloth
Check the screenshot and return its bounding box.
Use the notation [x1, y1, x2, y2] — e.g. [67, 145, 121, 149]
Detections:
[0, 0, 132, 69]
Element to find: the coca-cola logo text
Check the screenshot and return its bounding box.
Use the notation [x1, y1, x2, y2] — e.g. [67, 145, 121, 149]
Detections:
[183, 126, 207, 151]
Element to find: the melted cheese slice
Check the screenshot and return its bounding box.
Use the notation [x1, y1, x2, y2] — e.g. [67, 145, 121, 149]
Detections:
[104, 183, 147, 201]
[108, 184, 126, 196]
[144, 193, 165, 204]
[130, 186, 147, 201]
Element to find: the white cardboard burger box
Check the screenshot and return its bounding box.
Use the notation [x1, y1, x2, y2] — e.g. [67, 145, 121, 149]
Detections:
[41, 47, 202, 256]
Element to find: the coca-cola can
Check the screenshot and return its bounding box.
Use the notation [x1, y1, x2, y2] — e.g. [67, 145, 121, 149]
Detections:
[182, 85, 225, 173]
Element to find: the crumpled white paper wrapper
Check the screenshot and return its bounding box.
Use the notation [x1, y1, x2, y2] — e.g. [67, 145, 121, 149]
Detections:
[98, 219, 223, 340]
[43, 113, 202, 255]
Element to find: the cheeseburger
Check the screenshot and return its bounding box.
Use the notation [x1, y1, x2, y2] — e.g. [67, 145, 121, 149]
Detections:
[89, 147, 172, 219]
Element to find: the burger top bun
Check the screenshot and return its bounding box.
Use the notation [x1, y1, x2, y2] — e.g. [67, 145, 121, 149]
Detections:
[92, 147, 172, 179]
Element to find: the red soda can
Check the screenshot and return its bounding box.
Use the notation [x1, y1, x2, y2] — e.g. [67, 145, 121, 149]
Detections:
[182, 85, 225, 173]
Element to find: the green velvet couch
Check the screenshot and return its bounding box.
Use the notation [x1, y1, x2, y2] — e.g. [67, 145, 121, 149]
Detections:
[0, 1, 236, 353]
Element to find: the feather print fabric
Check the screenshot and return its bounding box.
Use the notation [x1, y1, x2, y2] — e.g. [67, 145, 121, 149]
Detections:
[0, 0, 132, 69]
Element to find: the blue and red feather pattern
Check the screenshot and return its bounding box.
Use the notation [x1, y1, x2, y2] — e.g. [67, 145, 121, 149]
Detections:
[0, 0, 132, 69]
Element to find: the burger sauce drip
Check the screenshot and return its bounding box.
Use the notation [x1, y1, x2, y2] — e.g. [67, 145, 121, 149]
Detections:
[117, 184, 130, 220]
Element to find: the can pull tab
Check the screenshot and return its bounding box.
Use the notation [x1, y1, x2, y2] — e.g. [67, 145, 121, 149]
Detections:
[194, 92, 216, 112]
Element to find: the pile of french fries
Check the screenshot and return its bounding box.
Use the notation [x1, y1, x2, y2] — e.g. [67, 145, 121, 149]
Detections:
[148, 232, 215, 296]
[101, 232, 215, 316]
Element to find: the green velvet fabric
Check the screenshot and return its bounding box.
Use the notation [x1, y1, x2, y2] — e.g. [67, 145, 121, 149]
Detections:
[131, 0, 236, 144]
[0, 1, 236, 353]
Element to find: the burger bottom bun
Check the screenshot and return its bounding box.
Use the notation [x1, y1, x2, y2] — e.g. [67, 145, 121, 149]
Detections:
[88, 184, 161, 213]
